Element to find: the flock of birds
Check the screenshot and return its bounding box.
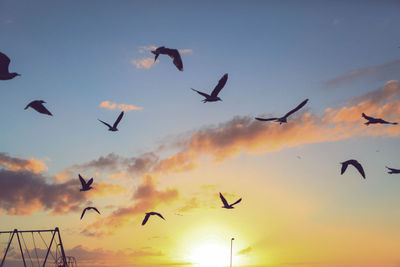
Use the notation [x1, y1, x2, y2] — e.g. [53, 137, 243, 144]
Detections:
[1, 45, 399, 226]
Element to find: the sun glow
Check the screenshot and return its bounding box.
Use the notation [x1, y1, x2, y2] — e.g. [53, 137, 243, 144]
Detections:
[189, 242, 229, 267]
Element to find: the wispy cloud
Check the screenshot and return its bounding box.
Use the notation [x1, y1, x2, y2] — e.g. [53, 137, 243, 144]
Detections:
[237, 246, 252, 255]
[0, 153, 48, 174]
[324, 60, 400, 88]
[100, 101, 143, 112]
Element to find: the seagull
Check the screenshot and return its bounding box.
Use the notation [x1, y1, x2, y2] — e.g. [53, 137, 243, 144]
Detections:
[24, 100, 52, 116]
[0, 52, 20, 80]
[151, 46, 183, 71]
[191, 73, 228, 103]
[142, 212, 165, 226]
[219, 192, 242, 209]
[255, 99, 309, 124]
[79, 174, 94, 191]
[386, 166, 400, 174]
[80, 207, 100, 220]
[340, 159, 366, 179]
[362, 113, 398, 125]
[98, 111, 124, 131]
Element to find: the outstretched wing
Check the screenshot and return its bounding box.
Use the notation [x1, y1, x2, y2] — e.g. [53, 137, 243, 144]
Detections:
[154, 212, 165, 220]
[231, 198, 242, 206]
[350, 161, 366, 179]
[36, 103, 53, 116]
[80, 208, 87, 220]
[283, 99, 308, 119]
[255, 117, 278, 122]
[166, 49, 183, 71]
[0, 52, 11, 74]
[191, 88, 210, 98]
[91, 207, 101, 215]
[211, 74, 228, 97]
[98, 119, 112, 129]
[219, 192, 229, 207]
[362, 113, 374, 121]
[78, 174, 86, 188]
[113, 111, 124, 128]
[142, 213, 151, 225]
[386, 166, 400, 173]
[87, 178, 94, 187]
[340, 162, 348, 175]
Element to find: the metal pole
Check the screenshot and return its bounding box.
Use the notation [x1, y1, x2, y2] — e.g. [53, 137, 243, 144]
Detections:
[230, 237, 234, 267]
[15, 230, 27, 267]
[42, 230, 56, 267]
[0, 231, 15, 267]
[56, 228, 67, 267]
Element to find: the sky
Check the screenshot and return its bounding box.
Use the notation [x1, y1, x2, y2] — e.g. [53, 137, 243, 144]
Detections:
[1, 1, 400, 267]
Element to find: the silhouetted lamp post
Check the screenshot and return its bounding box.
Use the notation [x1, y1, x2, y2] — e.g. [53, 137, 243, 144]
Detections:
[230, 237, 234, 267]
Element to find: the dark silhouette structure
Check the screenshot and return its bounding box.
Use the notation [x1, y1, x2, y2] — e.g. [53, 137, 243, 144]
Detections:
[142, 212, 165, 225]
[98, 111, 124, 131]
[151, 46, 183, 71]
[362, 113, 398, 125]
[78, 174, 94, 191]
[191, 73, 228, 103]
[340, 159, 366, 179]
[386, 166, 400, 174]
[0, 52, 20, 80]
[80, 207, 100, 220]
[255, 99, 309, 124]
[219, 192, 242, 209]
[24, 100, 53, 116]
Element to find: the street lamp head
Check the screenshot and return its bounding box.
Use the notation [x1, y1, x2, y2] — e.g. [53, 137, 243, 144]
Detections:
[231, 238, 235, 241]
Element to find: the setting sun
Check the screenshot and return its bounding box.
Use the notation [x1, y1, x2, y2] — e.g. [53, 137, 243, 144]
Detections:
[189, 243, 229, 267]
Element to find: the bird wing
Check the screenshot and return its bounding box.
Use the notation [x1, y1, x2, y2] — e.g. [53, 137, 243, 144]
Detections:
[211, 73, 228, 97]
[350, 160, 366, 179]
[362, 113, 374, 121]
[78, 174, 86, 187]
[142, 213, 150, 225]
[91, 207, 101, 215]
[386, 166, 400, 173]
[98, 119, 112, 129]
[0, 52, 11, 73]
[231, 198, 242, 206]
[154, 212, 165, 220]
[24, 102, 31, 110]
[36, 103, 53, 116]
[166, 49, 183, 71]
[191, 88, 210, 98]
[219, 192, 229, 207]
[340, 161, 348, 175]
[255, 117, 278, 122]
[113, 111, 124, 128]
[283, 99, 308, 119]
[80, 208, 87, 220]
[87, 178, 94, 187]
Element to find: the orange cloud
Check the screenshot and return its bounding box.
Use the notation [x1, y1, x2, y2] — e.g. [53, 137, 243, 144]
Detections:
[0, 153, 47, 174]
[131, 57, 158, 69]
[100, 101, 143, 111]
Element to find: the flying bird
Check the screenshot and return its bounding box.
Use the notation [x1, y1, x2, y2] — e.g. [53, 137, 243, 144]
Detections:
[0, 52, 20, 80]
[386, 166, 400, 174]
[219, 192, 242, 209]
[24, 100, 52, 116]
[362, 113, 398, 125]
[191, 73, 228, 103]
[79, 174, 94, 191]
[142, 212, 165, 226]
[151, 46, 183, 71]
[98, 111, 124, 131]
[255, 99, 309, 124]
[80, 207, 100, 220]
[340, 159, 366, 179]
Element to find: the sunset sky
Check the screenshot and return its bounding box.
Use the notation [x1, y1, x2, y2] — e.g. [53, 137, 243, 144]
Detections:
[1, 1, 400, 267]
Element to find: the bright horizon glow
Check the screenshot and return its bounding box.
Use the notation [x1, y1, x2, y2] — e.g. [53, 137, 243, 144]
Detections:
[188, 243, 229, 267]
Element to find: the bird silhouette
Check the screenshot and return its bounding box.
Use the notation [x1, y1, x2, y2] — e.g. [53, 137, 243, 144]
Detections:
[219, 192, 242, 209]
[191, 74, 228, 103]
[362, 113, 398, 125]
[24, 100, 52, 116]
[151, 46, 183, 71]
[0, 52, 20, 80]
[80, 207, 100, 220]
[255, 99, 309, 124]
[340, 159, 366, 179]
[386, 166, 400, 174]
[98, 111, 124, 131]
[142, 212, 165, 225]
[79, 174, 94, 191]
